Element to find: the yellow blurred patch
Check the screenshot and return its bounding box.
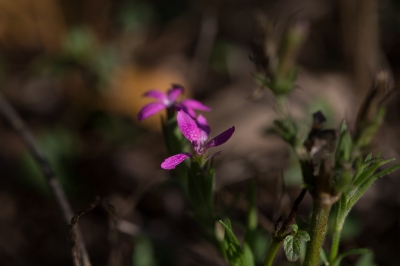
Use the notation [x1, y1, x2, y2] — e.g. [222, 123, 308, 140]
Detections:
[104, 64, 189, 130]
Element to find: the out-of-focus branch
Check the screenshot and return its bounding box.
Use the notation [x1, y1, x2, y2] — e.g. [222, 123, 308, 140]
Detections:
[189, 8, 218, 88]
[0, 93, 91, 266]
[339, 0, 382, 97]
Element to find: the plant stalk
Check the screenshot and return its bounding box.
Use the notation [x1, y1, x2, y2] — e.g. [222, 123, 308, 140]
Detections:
[329, 228, 341, 263]
[329, 207, 347, 263]
[304, 201, 331, 266]
[263, 238, 282, 266]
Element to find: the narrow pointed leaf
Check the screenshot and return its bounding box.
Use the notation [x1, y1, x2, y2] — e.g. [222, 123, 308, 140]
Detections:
[243, 243, 255, 266]
[219, 220, 244, 266]
[364, 153, 372, 163]
[320, 248, 329, 264]
[355, 157, 395, 187]
[371, 163, 400, 179]
[332, 248, 370, 266]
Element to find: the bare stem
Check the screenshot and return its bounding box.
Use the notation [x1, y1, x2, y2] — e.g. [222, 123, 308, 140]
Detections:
[263, 238, 281, 266]
[0, 93, 91, 266]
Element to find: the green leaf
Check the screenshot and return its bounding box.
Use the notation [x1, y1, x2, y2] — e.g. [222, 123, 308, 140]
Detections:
[339, 119, 347, 132]
[364, 153, 372, 163]
[355, 107, 385, 148]
[320, 248, 329, 264]
[290, 224, 298, 234]
[335, 128, 352, 163]
[354, 158, 394, 187]
[332, 248, 370, 266]
[272, 118, 297, 146]
[348, 160, 400, 208]
[371, 163, 400, 179]
[247, 182, 257, 231]
[243, 243, 255, 266]
[346, 159, 400, 208]
[245, 182, 258, 261]
[283, 235, 301, 262]
[219, 220, 244, 266]
[355, 253, 377, 266]
[296, 230, 310, 241]
[132, 236, 157, 266]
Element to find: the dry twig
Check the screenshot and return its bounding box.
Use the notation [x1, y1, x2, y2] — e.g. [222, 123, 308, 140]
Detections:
[0, 93, 91, 266]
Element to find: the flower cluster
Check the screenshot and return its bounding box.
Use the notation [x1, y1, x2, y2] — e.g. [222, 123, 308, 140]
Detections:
[138, 85, 235, 169]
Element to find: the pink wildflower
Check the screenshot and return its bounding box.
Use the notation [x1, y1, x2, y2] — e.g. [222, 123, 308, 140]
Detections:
[161, 111, 235, 169]
[137, 85, 211, 121]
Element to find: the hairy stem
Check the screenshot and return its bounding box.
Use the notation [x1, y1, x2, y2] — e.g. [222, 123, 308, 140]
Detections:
[304, 201, 331, 266]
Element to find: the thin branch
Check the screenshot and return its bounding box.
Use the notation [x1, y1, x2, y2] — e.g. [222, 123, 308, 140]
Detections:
[0, 93, 91, 266]
[277, 188, 307, 236]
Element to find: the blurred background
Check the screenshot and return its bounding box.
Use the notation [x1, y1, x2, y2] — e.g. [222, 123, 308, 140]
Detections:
[1, 0, 400, 265]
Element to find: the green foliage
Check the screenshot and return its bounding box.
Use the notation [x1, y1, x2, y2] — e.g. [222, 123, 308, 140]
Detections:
[346, 155, 400, 209]
[320, 248, 329, 265]
[355, 253, 377, 266]
[283, 224, 310, 262]
[243, 243, 255, 266]
[62, 27, 97, 63]
[332, 248, 370, 266]
[284, 235, 301, 262]
[220, 220, 244, 266]
[273, 118, 297, 146]
[187, 159, 215, 225]
[132, 237, 157, 266]
[119, 2, 154, 32]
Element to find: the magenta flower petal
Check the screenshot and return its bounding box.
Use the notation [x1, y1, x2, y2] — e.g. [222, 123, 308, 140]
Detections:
[180, 99, 211, 111]
[205, 126, 235, 149]
[167, 86, 184, 102]
[161, 153, 191, 169]
[137, 102, 167, 121]
[196, 115, 210, 142]
[177, 104, 197, 118]
[144, 90, 168, 102]
[177, 111, 200, 142]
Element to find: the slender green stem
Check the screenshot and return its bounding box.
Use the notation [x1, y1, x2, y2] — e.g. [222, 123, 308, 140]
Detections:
[275, 96, 289, 118]
[304, 201, 332, 266]
[264, 238, 282, 266]
[329, 195, 349, 264]
[329, 229, 341, 263]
